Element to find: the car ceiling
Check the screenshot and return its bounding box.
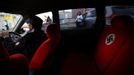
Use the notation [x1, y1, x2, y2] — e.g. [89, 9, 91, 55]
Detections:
[0, 0, 134, 15]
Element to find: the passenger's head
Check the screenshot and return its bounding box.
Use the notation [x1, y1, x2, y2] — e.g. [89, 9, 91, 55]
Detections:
[77, 11, 82, 15]
[26, 15, 43, 30]
[111, 15, 134, 31]
[46, 23, 60, 39]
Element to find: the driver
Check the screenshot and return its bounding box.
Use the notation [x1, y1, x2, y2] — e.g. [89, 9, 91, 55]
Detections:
[13, 15, 47, 60]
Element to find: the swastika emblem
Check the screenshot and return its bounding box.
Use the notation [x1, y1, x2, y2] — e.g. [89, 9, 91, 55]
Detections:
[105, 34, 115, 45]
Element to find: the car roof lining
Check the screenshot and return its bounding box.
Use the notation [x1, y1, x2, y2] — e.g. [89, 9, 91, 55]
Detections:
[1, 0, 134, 14]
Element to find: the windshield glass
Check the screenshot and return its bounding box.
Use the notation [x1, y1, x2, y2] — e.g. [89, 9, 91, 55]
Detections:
[0, 12, 23, 32]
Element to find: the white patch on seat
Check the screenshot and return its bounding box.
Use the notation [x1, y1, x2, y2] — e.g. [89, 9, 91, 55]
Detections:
[105, 34, 115, 45]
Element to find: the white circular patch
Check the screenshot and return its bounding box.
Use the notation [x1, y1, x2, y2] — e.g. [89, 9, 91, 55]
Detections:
[105, 34, 115, 45]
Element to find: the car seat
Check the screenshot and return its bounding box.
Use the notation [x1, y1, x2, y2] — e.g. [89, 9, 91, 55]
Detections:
[60, 15, 134, 75]
[29, 23, 61, 71]
[95, 15, 134, 75]
[0, 42, 29, 75]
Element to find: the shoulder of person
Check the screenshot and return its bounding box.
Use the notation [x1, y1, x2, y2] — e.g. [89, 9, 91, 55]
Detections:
[22, 33, 34, 39]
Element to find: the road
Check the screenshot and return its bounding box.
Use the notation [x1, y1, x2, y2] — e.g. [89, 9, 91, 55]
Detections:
[60, 22, 77, 29]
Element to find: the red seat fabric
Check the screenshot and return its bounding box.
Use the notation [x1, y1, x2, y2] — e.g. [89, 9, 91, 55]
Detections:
[0, 43, 10, 74]
[0, 43, 29, 75]
[0, 43, 9, 62]
[60, 52, 98, 75]
[95, 15, 134, 75]
[29, 23, 61, 71]
[95, 26, 129, 73]
[60, 15, 134, 75]
[111, 15, 134, 32]
[104, 36, 134, 75]
[9, 54, 29, 75]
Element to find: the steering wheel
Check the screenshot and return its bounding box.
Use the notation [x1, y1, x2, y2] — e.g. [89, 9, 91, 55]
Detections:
[2, 32, 22, 53]
[9, 32, 22, 43]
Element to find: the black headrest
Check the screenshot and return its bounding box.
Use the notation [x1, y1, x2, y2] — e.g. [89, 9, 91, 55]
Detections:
[111, 15, 134, 31]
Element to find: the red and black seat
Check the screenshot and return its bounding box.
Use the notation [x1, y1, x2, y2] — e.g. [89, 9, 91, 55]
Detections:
[0, 42, 29, 75]
[60, 15, 134, 75]
[95, 15, 134, 75]
[29, 23, 61, 72]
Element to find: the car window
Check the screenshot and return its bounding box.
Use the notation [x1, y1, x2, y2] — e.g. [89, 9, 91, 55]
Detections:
[59, 8, 97, 30]
[0, 12, 23, 32]
[105, 6, 134, 25]
[36, 11, 53, 31]
[86, 9, 96, 17]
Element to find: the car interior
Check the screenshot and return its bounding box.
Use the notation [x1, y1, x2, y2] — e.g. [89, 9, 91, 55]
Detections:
[0, 0, 134, 75]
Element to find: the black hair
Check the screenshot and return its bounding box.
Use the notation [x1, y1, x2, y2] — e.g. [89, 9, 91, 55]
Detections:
[46, 23, 59, 36]
[26, 15, 43, 30]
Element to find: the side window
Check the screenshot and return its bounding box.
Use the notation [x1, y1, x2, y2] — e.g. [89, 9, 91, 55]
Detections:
[105, 6, 134, 25]
[0, 12, 23, 32]
[58, 8, 97, 30]
[36, 12, 53, 31]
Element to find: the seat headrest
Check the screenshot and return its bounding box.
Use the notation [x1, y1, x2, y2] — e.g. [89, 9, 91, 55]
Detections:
[46, 23, 61, 39]
[111, 15, 134, 31]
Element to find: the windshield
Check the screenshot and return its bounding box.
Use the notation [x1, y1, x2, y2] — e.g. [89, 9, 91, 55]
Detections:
[0, 12, 23, 32]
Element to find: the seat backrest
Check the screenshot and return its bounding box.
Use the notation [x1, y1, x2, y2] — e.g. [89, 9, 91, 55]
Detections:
[0, 42, 29, 75]
[95, 15, 134, 75]
[60, 52, 98, 75]
[0, 42, 9, 62]
[9, 54, 29, 75]
[0, 42, 9, 74]
[29, 23, 61, 71]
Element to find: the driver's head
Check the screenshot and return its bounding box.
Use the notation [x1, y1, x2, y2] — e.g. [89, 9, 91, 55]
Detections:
[26, 15, 43, 30]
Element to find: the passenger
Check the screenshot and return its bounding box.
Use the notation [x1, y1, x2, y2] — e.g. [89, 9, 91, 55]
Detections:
[75, 11, 83, 27]
[14, 15, 47, 60]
